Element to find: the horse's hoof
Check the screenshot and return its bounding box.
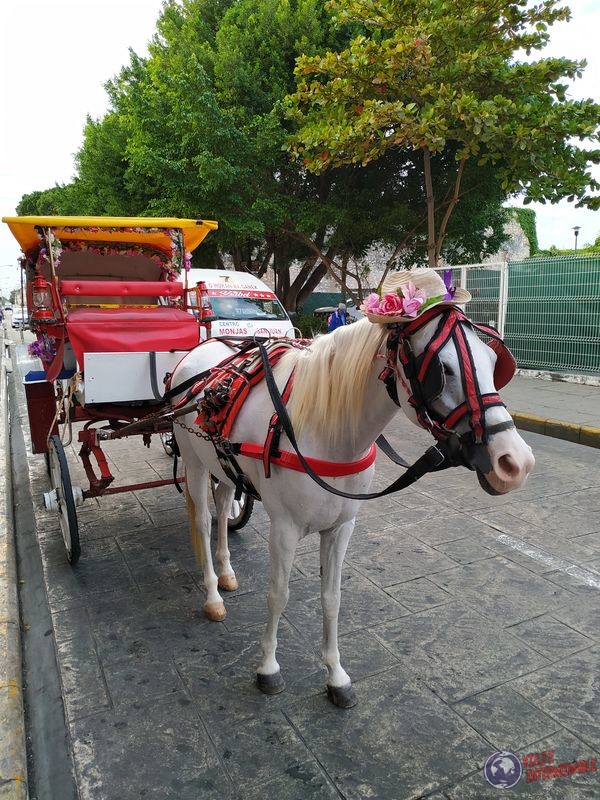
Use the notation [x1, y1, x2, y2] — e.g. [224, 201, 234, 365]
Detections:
[256, 671, 285, 695]
[218, 574, 239, 592]
[204, 601, 227, 621]
[327, 683, 357, 709]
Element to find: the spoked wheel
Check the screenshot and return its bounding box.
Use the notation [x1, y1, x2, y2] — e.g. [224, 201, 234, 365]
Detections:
[210, 476, 254, 531]
[46, 435, 81, 564]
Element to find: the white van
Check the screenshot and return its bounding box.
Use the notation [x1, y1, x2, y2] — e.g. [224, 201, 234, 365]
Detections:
[185, 269, 295, 339]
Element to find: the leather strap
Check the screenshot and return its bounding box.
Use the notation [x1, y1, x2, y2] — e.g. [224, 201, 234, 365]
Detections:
[255, 340, 455, 500]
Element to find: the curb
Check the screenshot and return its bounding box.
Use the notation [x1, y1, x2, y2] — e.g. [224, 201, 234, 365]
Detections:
[0, 329, 28, 799]
[510, 410, 600, 449]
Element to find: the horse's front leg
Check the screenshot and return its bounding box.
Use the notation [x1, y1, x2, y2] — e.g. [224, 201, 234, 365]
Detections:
[213, 481, 239, 591]
[256, 519, 300, 695]
[320, 520, 357, 708]
[184, 468, 226, 621]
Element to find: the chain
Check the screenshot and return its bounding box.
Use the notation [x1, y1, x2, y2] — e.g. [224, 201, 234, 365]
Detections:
[173, 416, 213, 441]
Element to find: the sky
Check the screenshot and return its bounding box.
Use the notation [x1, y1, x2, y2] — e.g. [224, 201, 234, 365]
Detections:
[0, 0, 598, 298]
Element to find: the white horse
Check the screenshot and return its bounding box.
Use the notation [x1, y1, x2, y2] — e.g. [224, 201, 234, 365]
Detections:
[171, 313, 534, 707]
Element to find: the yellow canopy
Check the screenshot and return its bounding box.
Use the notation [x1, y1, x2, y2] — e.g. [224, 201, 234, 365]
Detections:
[2, 215, 218, 255]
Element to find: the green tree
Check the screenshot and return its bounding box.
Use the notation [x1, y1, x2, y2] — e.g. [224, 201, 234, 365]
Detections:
[287, 0, 600, 267]
[17, 0, 521, 308]
[17, 183, 81, 215]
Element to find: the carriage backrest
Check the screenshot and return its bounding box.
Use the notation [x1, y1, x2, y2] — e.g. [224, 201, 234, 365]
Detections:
[60, 279, 184, 307]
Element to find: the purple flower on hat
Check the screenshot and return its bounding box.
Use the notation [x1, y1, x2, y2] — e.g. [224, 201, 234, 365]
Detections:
[443, 269, 456, 301]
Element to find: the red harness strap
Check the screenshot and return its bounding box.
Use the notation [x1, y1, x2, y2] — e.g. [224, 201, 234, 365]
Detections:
[178, 338, 377, 480]
[193, 342, 294, 438]
[240, 441, 377, 477]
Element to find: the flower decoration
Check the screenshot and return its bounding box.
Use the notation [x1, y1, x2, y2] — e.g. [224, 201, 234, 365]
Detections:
[443, 269, 456, 301]
[37, 228, 63, 271]
[361, 281, 442, 319]
[37, 227, 190, 278]
[28, 334, 57, 363]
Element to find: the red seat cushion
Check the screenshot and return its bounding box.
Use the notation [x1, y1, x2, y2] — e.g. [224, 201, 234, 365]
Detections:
[66, 307, 199, 367]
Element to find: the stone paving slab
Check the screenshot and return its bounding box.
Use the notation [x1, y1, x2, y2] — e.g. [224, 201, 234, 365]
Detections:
[10, 362, 600, 798]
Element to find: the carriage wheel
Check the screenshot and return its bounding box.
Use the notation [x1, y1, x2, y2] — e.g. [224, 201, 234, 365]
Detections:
[210, 476, 254, 531]
[47, 435, 81, 564]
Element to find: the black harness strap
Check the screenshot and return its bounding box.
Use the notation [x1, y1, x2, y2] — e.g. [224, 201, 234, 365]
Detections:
[374, 434, 411, 468]
[162, 337, 262, 403]
[256, 341, 454, 500]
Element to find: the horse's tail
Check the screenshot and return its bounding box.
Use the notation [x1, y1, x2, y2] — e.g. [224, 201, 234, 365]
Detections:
[184, 476, 205, 566]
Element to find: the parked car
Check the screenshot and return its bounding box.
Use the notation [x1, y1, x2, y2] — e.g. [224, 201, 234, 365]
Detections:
[312, 306, 337, 319]
[11, 307, 29, 328]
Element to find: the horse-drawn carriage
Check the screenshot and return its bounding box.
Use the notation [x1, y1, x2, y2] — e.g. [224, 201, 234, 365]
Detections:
[5, 213, 535, 706]
[3, 215, 255, 564]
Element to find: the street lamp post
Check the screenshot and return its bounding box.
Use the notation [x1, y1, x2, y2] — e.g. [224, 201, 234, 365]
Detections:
[573, 226, 581, 252]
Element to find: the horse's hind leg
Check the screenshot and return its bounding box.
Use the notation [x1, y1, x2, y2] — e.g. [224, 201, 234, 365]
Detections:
[213, 481, 239, 591]
[320, 520, 357, 708]
[184, 464, 226, 621]
[256, 520, 300, 695]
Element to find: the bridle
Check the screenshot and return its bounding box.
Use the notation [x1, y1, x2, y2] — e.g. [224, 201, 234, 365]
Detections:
[379, 306, 516, 472]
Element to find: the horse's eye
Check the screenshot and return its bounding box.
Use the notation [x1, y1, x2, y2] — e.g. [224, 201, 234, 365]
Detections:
[443, 364, 455, 377]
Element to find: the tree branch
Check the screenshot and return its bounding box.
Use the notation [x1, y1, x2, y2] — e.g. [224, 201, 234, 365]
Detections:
[435, 157, 466, 262]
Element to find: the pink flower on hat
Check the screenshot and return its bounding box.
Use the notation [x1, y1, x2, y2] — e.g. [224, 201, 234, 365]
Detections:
[363, 293, 383, 314]
[379, 292, 405, 315]
[400, 281, 425, 317]
[361, 282, 426, 318]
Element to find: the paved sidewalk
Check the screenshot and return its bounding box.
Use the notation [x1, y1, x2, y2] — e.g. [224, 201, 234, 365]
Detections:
[502, 374, 600, 448]
[8, 343, 600, 799]
[2, 316, 600, 799]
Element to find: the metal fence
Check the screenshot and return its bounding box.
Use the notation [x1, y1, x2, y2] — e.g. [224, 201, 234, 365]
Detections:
[447, 256, 600, 378]
[439, 262, 508, 334]
[504, 256, 600, 377]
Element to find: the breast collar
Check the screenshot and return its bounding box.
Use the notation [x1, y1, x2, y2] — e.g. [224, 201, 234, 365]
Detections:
[379, 306, 512, 445]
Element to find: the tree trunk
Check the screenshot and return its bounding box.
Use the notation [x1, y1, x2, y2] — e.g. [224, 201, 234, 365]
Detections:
[423, 148, 437, 267]
[273, 246, 291, 303]
[283, 252, 320, 309]
[340, 251, 349, 299]
[295, 261, 328, 309]
[256, 246, 273, 279]
[435, 158, 466, 262]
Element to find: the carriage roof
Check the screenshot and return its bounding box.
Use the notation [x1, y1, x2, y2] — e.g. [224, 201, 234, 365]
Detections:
[2, 215, 218, 256]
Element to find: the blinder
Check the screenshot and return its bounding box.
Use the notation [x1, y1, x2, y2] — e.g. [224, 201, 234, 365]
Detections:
[414, 337, 516, 404]
[404, 320, 516, 404]
[487, 338, 516, 390]
[416, 351, 445, 402]
[385, 307, 517, 451]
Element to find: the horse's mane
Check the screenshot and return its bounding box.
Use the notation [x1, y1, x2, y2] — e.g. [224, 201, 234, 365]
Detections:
[277, 318, 389, 446]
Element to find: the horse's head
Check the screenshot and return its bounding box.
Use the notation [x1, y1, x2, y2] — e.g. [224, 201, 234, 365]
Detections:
[383, 305, 534, 494]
